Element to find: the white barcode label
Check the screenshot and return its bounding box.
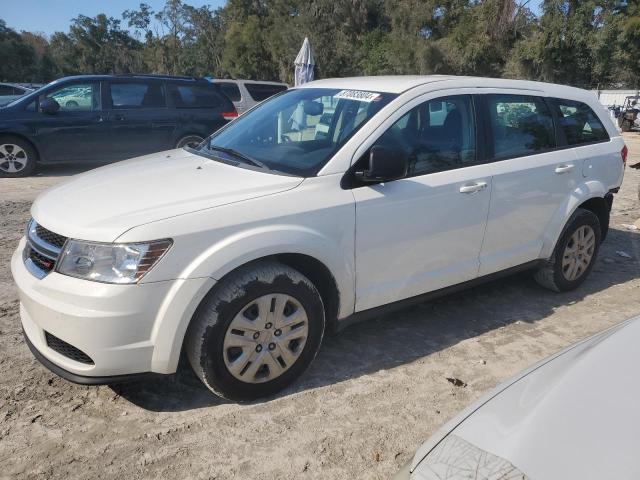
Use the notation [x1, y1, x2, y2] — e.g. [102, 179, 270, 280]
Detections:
[334, 90, 382, 102]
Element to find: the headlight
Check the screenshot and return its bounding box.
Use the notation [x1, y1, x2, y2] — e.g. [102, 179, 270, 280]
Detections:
[56, 239, 172, 284]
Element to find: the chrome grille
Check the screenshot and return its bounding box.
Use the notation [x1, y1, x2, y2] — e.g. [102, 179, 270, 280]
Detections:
[23, 220, 67, 279]
[35, 224, 67, 249]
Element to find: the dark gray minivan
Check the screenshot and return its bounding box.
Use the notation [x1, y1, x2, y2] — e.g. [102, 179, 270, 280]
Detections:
[0, 74, 236, 177]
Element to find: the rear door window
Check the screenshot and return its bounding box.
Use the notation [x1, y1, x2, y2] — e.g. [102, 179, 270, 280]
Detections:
[110, 82, 165, 109]
[244, 83, 287, 102]
[486, 94, 555, 160]
[168, 83, 224, 108]
[552, 99, 609, 145]
[217, 82, 242, 102]
[0, 85, 15, 95]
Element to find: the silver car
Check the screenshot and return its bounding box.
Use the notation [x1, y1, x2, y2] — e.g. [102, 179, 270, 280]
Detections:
[396, 315, 640, 480]
[207, 79, 287, 114]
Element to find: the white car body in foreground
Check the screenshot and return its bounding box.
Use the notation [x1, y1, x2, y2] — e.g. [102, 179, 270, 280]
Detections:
[398, 315, 640, 480]
[11, 75, 626, 399]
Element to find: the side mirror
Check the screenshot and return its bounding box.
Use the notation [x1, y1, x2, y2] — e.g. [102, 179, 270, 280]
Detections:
[355, 146, 408, 183]
[40, 97, 60, 115]
[303, 100, 323, 116]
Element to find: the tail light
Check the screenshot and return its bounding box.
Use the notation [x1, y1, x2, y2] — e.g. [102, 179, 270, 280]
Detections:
[621, 144, 628, 165]
[222, 109, 238, 121]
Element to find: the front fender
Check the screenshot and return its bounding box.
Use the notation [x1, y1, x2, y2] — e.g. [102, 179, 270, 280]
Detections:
[540, 180, 608, 259]
[185, 224, 355, 318]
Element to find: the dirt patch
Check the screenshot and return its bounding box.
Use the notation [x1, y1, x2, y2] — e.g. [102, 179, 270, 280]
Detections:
[1, 136, 639, 479]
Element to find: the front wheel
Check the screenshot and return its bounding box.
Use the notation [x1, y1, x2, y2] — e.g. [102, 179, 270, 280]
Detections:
[184, 260, 325, 401]
[534, 208, 601, 292]
[0, 136, 37, 177]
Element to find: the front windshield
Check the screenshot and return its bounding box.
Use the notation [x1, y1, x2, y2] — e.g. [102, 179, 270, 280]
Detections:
[196, 87, 397, 176]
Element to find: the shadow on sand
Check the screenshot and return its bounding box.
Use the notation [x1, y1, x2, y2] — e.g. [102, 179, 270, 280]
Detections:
[111, 226, 640, 412]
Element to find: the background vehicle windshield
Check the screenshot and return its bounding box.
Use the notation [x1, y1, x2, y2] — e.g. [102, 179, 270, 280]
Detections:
[200, 88, 396, 176]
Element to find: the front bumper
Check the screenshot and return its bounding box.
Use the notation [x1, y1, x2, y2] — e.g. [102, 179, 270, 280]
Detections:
[22, 330, 162, 384]
[11, 237, 211, 380]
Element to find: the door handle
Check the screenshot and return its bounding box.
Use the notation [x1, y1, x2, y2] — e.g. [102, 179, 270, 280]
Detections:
[114, 114, 126, 121]
[554, 164, 574, 174]
[459, 181, 488, 194]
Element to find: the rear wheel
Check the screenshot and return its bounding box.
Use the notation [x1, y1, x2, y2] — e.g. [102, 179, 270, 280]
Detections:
[176, 135, 204, 149]
[534, 208, 601, 292]
[0, 136, 37, 177]
[184, 260, 325, 401]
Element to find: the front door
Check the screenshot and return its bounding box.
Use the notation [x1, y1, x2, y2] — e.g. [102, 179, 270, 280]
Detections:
[34, 81, 109, 162]
[353, 95, 491, 311]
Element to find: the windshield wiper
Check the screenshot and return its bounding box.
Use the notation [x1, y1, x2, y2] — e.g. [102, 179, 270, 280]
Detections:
[204, 142, 269, 170]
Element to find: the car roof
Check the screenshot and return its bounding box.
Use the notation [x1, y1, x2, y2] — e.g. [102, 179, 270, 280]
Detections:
[210, 79, 287, 86]
[297, 75, 594, 99]
[46, 74, 209, 86]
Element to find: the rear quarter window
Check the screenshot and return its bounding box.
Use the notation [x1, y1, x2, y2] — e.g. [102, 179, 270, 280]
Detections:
[244, 83, 287, 102]
[168, 83, 226, 108]
[552, 98, 609, 145]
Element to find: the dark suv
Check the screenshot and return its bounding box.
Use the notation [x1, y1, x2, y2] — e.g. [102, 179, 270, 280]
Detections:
[0, 74, 236, 177]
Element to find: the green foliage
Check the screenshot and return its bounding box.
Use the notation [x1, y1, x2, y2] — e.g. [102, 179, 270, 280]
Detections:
[0, 0, 637, 88]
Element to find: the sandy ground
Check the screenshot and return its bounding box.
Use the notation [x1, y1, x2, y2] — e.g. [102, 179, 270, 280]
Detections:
[1, 135, 640, 480]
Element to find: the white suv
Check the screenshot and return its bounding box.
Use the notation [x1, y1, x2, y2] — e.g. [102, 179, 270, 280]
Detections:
[11, 76, 626, 401]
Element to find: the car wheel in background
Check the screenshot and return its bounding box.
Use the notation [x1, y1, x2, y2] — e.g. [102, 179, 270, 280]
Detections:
[534, 208, 601, 292]
[0, 136, 37, 177]
[184, 260, 325, 401]
[176, 135, 204, 149]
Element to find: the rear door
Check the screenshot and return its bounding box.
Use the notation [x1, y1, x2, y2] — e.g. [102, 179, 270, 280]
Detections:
[33, 80, 110, 162]
[477, 93, 583, 276]
[106, 79, 176, 158]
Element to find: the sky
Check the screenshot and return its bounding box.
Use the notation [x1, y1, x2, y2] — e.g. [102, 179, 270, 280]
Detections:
[1, 0, 226, 36]
[1, 0, 543, 36]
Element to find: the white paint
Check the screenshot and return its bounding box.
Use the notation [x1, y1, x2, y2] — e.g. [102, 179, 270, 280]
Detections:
[11, 75, 625, 379]
[410, 316, 640, 480]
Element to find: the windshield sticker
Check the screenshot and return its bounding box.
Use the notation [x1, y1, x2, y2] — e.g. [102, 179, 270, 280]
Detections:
[334, 90, 382, 102]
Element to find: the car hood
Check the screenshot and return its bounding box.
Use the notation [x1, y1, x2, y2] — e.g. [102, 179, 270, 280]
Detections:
[31, 149, 304, 242]
[411, 316, 640, 480]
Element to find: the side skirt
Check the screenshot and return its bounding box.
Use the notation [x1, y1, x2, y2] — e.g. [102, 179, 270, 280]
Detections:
[334, 260, 544, 333]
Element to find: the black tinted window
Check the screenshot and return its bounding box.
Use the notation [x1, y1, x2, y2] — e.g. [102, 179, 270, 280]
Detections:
[374, 95, 476, 177]
[168, 83, 223, 108]
[217, 82, 241, 102]
[0, 85, 15, 95]
[487, 94, 555, 160]
[110, 82, 165, 109]
[244, 83, 287, 102]
[552, 99, 609, 145]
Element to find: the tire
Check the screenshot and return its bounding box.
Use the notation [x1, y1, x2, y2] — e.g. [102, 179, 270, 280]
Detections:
[534, 208, 601, 292]
[176, 135, 204, 149]
[621, 120, 631, 132]
[184, 260, 325, 401]
[65, 100, 79, 108]
[0, 135, 37, 177]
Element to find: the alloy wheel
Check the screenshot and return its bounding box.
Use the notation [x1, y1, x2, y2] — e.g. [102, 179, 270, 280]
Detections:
[0, 143, 28, 174]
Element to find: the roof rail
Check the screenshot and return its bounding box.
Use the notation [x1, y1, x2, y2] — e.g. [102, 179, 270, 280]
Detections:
[112, 74, 202, 81]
